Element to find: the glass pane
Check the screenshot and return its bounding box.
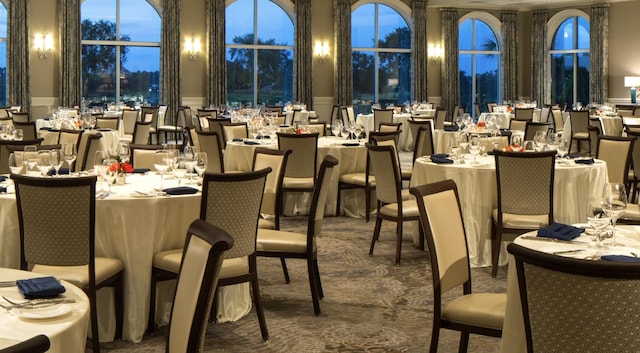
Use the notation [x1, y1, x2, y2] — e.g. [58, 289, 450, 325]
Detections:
[257, 0, 293, 46]
[459, 19, 473, 50]
[82, 44, 117, 105]
[0, 4, 7, 37]
[551, 53, 574, 106]
[577, 53, 590, 105]
[0, 42, 6, 106]
[120, 0, 160, 42]
[475, 20, 498, 51]
[227, 48, 255, 106]
[81, 0, 116, 26]
[352, 4, 375, 48]
[120, 46, 160, 106]
[378, 4, 410, 49]
[257, 49, 293, 105]
[378, 52, 411, 106]
[459, 54, 473, 115]
[227, 0, 254, 44]
[352, 51, 375, 114]
[577, 16, 590, 50]
[553, 18, 575, 50]
[476, 54, 499, 114]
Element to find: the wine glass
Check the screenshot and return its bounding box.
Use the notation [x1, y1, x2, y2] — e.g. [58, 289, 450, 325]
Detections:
[556, 136, 569, 159]
[533, 131, 547, 152]
[118, 142, 130, 164]
[546, 132, 559, 152]
[332, 120, 342, 137]
[94, 151, 108, 192]
[458, 133, 469, 154]
[586, 196, 611, 248]
[510, 134, 523, 152]
[36, 150, 53, 176]
[455, 116, 463, 130]
[469, 135, 481, 164]
[102, 158, 117, 192]
[154, 151, 171, 193]
[8, 153, 22, 174]
[194, 152, 208, 183]
[172, 157, 188, 185]
[51, 149, 64, 176]
[61, 143, 77, 174]
[450, 138, 461, 163]
[490, 130, 501, 151]
[602, 182, 627, 246]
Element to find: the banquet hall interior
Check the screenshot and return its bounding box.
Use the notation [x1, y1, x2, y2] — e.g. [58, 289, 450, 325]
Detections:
[1, 0, 640, 352]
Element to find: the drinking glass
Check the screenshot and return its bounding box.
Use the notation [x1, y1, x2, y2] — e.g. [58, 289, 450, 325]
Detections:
[586, 196, 611, 248]
[602, 182, 628, 246]
[458, 133, 469, 154]
[8, 153, 22, 174]
[490, 130, 501, 152]
[61, 143, 77, 174]
[118, 142, 130, 163]
[51, 149, 64, 176]
[455, 116, 463, 130]
[533, 131, 547, 152]
[450, 138, 461, 162]
[154, 151, 171, 192]
[469, 135, 481, 164]
[523, 140, 535, 152]
[94, 151, 108, 191]
[556, 136, 569, 158]
[172, 157, 188, 185]
[332, 120, 342, 137]
[13, 129, 23, 141]
[546, 132, 559, 152]
[194, 152, 208, 183]
[102, 158, 117, 192]
[510, 134, 523, 152]
[37, 151, 53, 176]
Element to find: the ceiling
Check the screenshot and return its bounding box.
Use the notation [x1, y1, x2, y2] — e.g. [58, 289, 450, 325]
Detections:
[427, 0, 629, 11]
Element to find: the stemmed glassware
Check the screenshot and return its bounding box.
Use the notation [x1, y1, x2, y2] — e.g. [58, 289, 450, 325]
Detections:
[556, 136, 569, 160]
[510, 134, 523, 152]
[490, 130, 501, 152]
[61, 143, 77, 174]
[183, 146, 196, 183]
[118, 142, 130, 164]
[154, 151, 171, 194]
[601, 182, 628, 246]
[332, 120, 342, 138]
[36, 151, 53, 176]
[194, 152, 208, 184]
[51, 149, 64, 176]
[469, 134, 481, 164]
[93, 151, 109, 192]
[533, 131, 547, 152]
[8, 153, 22, 174]
[586, 196, 611, 248]
[450, 138, 461, 163]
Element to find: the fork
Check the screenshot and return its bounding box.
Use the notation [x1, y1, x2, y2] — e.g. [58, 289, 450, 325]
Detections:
[2, 296, 75, 308]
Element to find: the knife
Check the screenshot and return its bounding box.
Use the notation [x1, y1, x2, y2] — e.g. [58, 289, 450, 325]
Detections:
[520, 235, 589, 244]
[1, 297, 76, 309]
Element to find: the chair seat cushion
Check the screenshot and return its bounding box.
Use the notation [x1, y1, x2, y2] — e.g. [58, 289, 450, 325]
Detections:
[256, 229, 314, 253]
[339, 173, 374, 186]
[157, 125, 183, 132]
[219, 257, 249, 279]
[401, 170, 412, 180]
[572, 132, 588, 139]
[492, 209, 549, 229]
[32, 257, 123, 289]
[258, 218, 276, 230]
[379, 197, 419, 218]
[442, 292, 506, 330]
[283, 177, 315, 189]
[154, 248, 249, 279]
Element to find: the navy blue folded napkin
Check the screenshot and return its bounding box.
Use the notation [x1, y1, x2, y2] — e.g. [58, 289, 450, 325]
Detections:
[0, 186, 6, 193]
[341, 142, 360, 147]
[98, 128, 112, 132]
[601, 255, 640, 262]
[537, 223, 584, 241]
[47, 168, 70, 176]
[574, 158, 594, 165]
[568, 153, 583, 159]
[0, 175, 7, 182]
[16, 276, 66, 299]
[444, 126, 459, 132]
[430, 156, 454, 164]
[243, 140, 260, 145]
[430, 153, 449, 158]
[232, 138, 244, 142]
[132, 168, 150, 174]
[162, 186, 199, 195]
[39, 127, 52, 131]
[279, 124, 290, 128]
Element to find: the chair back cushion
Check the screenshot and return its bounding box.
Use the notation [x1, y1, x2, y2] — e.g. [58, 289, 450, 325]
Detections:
[596, 136, 634, 185]
[121, 109, 139, 134]
[570, 110, 590, 134]
[366, 143, 401, 205]
[277, 132, 318, 179]
[310, 156, 339, 236]
[252, 148, 291, 216]
[195, 131, 224, 173]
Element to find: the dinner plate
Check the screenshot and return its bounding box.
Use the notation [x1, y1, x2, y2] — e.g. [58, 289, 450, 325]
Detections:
[12, 304, 71, 320]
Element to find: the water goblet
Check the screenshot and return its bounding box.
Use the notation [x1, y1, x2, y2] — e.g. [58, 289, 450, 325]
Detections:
[13, 129, 23, 141]
[332, 120, 342, 137]
[556, 136, 569, 159]
[154, 151, 171, 193]
[194, 152, 208, 184]
[94, 151, 109, 192]
[51, 149, 64, 176]
[102, 158, 117, 192]
[61, 143, 77, 174]
[469, 135, 481, 164]
[118, 142, 130, 163]
[510, 134, 523, 152]
[458, 133, 469, 154]
[450, 138, 461, 163]
[533, 131, 547, 152]
[36, 150, 53, 176]
[586, 196, 611, 248]
[602, 182, 627, 246]
[8, 153, 22, 174]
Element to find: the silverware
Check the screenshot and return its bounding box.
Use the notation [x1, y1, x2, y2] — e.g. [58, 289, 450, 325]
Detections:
[1, 296, 75, 309]
[552, 249, 585, 255]
[0, 281, 16, 287]
[521, 235, 589, 244]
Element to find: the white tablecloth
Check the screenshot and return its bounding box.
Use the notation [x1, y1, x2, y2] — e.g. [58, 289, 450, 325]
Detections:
[409, 155, 609, 267]
[284, 110, 316, 125]
[356, 113, 413, 151]
[224, 136, 368, 217]
[0, 268, 90, 353]
[500, 226, 640, 353]
[0, 174, 249, 343]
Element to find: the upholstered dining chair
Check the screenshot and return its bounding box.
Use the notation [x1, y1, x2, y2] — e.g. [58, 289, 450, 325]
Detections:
[539, 104, 551, 123]
[253, 147, 292, 231]
[507, 243, 640, 353]
[410, 120, 435, 161]
[11, 112, 30, 123]
[411, 180, 506, 353]
[378, 122, 401, 132]
[130, 144, 164, 170]
[256, 155, 339, 315]
[206, 117, 231, 140]
[13, 121, 38, 140]
[0, 138, 44, 174]
[337, 138, 377, 221]
[308, 122, 327, 136]
[372, 108, 394, 130]
[195, 131, 224, 173]
[514, 107, 534, 121]
[551, 108, 564, 133]
[491, 150, 556, 277]
[367, 143, 421, 265]
[596, 135, 634, 187]
[588, 125, 601, 158]
[12, 174, 124, 353]
[121, 108, 139, 136]
[57, 128, 83, 148]
[221, 122, 248, 147]
[523, 122, 549, 141]
[0, 335, 50, 353]
[625, 131, 640, 202]
[76, 132, 104, 172]
[141, 106, 160, 143]
[509, 119, 527, 132]
[128, 121, 152, 145]
[341, 106, 355, 125]
[277, 132, 319, 213]
[165, 219, 233, 353]
[569, 110, 590, 154]
[150, 168, 271, 341]
[96, 116, 120, 131]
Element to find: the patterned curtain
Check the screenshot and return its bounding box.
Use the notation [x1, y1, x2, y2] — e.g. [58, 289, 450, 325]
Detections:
[295, 0, 313, 109]
[206, 0, 226, 106]
[590, 4, 608, 104]
[333, 0, 352, 106]
[161, 0, 180, 124]
[59, 0, 82, 108]
[501, 11, 517, 103]
[7, 0, 30, 110]
[440, 8, 458, 119]
[412, 0, 428, 102]
[531, 10, 547, 105]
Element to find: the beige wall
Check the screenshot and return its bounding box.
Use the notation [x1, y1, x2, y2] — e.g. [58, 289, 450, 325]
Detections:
[26, 0, 640, 118]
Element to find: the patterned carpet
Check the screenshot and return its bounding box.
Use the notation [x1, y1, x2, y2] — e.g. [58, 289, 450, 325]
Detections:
[94, 213, 508, 353]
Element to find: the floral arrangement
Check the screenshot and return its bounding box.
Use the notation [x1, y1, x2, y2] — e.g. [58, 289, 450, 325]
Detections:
[109, 162, 133, 173]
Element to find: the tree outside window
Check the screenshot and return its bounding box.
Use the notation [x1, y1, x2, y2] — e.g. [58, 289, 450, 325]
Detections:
[550, 16, 590, 109]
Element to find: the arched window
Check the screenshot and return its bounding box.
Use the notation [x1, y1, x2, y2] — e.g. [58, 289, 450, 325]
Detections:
[81, 0, 161, 107]
[459, 14, 501, 118]
[0, 2, 6, 106]
[352, 1, 411, 115]
[226, 0, 294, 107]
[549, 12, 590, 108]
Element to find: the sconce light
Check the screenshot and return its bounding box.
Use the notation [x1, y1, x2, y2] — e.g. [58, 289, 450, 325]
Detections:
[624, 76, 640, 104]
[428, 43, 443, 64]
[184, 36, 201, 61]
[34, 33, 53, 59]
[313, 40, 330, 62]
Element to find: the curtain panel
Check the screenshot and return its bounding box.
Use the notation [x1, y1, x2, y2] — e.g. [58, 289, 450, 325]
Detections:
[440, 8, 458, 121]
[590, 4, 608, 104]
[412, 0, 428, 102]
[295, 0, 313, 109]
[531, 10, 547, 106]
[501, 11, 517, 103]
[161, 0, 181, 124]
[7, 0, 30, 111]
[206, 0, 226, 106]
[333, 0, 352, 106]
[58, 0, 82, 108]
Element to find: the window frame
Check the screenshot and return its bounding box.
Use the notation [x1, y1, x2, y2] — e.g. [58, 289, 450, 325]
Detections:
[0, 0, 6, 106]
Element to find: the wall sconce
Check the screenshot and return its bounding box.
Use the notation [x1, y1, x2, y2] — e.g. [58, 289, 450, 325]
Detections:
[624, 76, 640, 104]
[313, 40, 330, 62]
[184, 36, 201, 61]
[34, 33, 53, 59]
[428, 43, 443, 64]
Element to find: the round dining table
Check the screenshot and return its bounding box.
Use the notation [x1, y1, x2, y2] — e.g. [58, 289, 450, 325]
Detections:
[409, 154, 609, 268]
[0, 268, 90, 353]
[356, 113, 413, 151]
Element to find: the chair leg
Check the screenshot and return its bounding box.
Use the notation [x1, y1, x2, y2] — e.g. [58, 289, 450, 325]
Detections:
[370, 217, 383, 255]
[491, 226, 503, 277]
[313, 258, 324, 299]
[89, 290, 100, 353]
[395, 220, 403, 266]
[428, 325, 440, 353]
[365, 187, 371, 223]
[336, 185, 342, 217]
[148, 268, 157, 334]
[113, 276, 124, 340]
[250, 275, 270, 341]
[458, 332, 470, 353]
[307, 259, 322, 315]
[280, 257, 290, 283]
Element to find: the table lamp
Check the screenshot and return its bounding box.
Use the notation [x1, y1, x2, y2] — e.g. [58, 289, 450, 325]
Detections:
[624, 76, 640, 104]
